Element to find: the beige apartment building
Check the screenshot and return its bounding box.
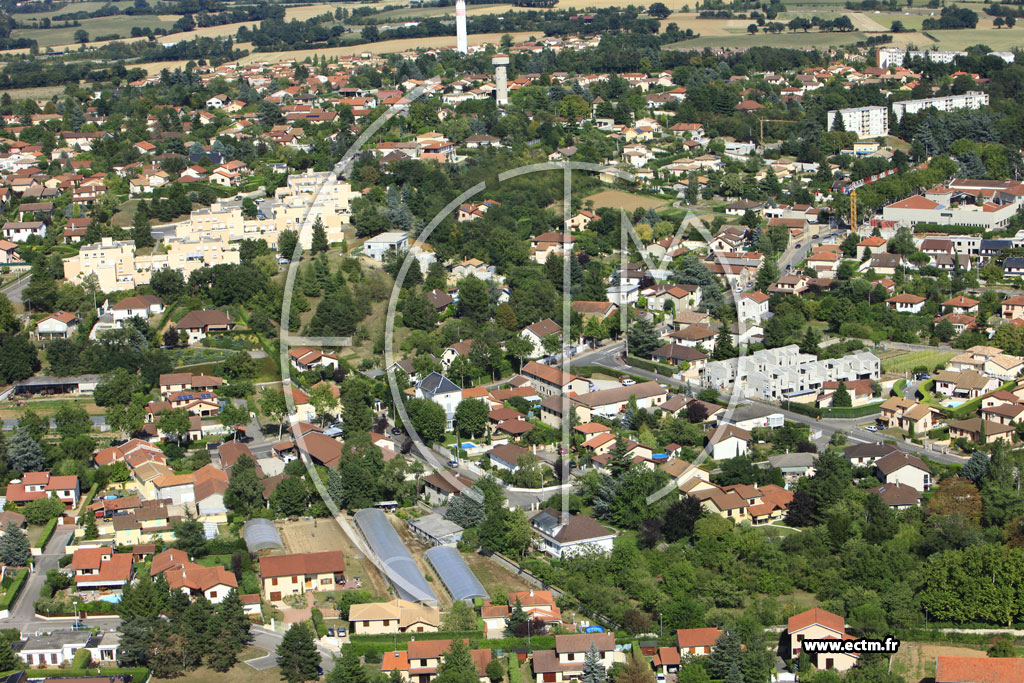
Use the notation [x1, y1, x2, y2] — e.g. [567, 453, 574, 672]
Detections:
[178, 197, 351, 250]
[64, 235, 240, 291]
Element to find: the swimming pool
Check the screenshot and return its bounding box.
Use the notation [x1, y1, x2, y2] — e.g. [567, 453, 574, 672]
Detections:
[98, 594, 121, 604]
[459, 442, 477, 450]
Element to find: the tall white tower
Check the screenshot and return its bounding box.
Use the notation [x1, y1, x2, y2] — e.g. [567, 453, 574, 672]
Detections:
[456, 0, 468, 54]
[492, 53, 509, 106]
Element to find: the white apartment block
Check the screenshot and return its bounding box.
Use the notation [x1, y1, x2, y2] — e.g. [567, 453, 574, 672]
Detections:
[64, 235, 240, 292]
[183, 198, 350, 250]
[826, 106, 888, 139]
[892, 92, 988, 122]
[876, 48, 967, 68]
[701, 344, 880, 401]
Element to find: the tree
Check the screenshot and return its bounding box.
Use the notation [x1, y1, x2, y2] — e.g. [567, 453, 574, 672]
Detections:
[627, 318, 660, 358]
[648, 2, 671, 18]
[74, 29, 89, 43]
[988, 637, 1016, 657]
[5, 427, 44, 473]
[617, 650, 655, 683]
[0, 334, 40, 383]
[581, 643, 607, 683]
[831, 380, 852, 407]
[443, 601, 478, 631]
[209, 589, 251, 672]
[799, 327, 821, 356]
[157, 409, 191, 442]
[454, 399, 489, 438]
[83, 509, 99, 540]
[435, 639, 479, 683]
[755, 259, 779, 291]
[174, 509, 206, 558]
[486, 659, 504, 683]
[458, 276, 491, 323]
[277, 622, 321, 683]
[327, 645, 369, 683]
[309, 383, 339, 426]
[708, 630, 743, 679]
[23, 495, 66, 525]
[54, 403, 92, 440]
[225, 454, 263, 515]
[962, 450, 989, 483]
[0, 522, 30, 566]
[711, 327, 737, 361]
[278, 229, 300, 259]
[271, 476, 309, 516]
[406, 398, 447, 445]
[260, 389, 289, 438]
[0, 636, 21, 673]
[311, 216, 329, 253]
[506, 335, 533, 371]
[445, 492, 484, 528]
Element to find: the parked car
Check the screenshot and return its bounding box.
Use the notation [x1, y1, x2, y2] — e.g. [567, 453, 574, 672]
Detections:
[620, 377, 636, 386]
[327, 628, 335, 637]
[337, 628, 347, 637]
[865, 425, 878, 432]
[447, 459, 459, 468]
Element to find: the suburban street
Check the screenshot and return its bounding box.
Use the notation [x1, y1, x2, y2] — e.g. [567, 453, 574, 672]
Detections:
[7, 526, 76, 632]
[572, 341, 968, 466]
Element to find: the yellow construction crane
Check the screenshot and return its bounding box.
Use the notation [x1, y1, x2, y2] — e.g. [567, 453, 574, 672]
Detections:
[842, 168, 900, 234]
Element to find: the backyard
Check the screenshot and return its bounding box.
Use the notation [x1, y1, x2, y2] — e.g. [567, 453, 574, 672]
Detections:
[879, 349, 956, 375]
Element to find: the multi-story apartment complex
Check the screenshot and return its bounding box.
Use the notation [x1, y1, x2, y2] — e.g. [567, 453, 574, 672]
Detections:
[701, 344, 880, 400]
[64, 235, 240, 291]
[826, 106, 889, 139]
[882, 182, 1024, 231]
[892, 92, 989, 121]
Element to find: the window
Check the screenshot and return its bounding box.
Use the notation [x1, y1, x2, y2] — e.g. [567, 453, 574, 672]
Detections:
[210, 591, 217, 599]
[383, 620, 390, 626]
[363, 621, 370, 627]
[567, 654, 575, 661]
[272, 578, 278, 586]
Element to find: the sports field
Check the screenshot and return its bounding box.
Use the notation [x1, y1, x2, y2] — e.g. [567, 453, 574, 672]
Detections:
[585, 189, 668, 212]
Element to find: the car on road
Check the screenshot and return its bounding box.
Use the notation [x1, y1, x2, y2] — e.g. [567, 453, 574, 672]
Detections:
[915, 373, 931, 380]
[619, 376, 636, 386]
[865, 425, 878, 432]
[447, 459, 459, 468]
[795, 243, 802, 248]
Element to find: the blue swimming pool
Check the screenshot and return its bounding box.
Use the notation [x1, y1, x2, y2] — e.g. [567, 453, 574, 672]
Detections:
[460, 442, 477, 450]
[98, 594, 121, 604]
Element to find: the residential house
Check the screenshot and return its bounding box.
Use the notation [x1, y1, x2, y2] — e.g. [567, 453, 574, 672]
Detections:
[35, 311, 78, 340]
[4, 471, 80, 507]
[69, 547, 134, 592]
[935, 656, 1024, 683]
[948, 417, 1015, 445]
[676, 628, 722, 658]
[522, 361, 590, 398]
[349, 599, 440, 635]
[176, 309, 234, 344]
[886, 293, 926, 314]
[787, 608, 858, 672]
[259, 550, 346, 601]
[522, 318, 562, 357]
[868, 483, 922, 510]
[415, 372, 462, 431]
[875, 451, 932, 492]
[529, 509, 616, 558]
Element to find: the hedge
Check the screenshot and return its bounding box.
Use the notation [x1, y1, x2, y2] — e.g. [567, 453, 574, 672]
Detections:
[822, 402, 884, 418]
[347, 633, 555, 657]
[927, 426, 949, 440]
[913, 223, 986, 235]
[625, 355, 677, 377]
[80, 482, 99, 510]
[34, 517, 58, 549]
[22, 667, 149, 681]
[0, 568, 28, 611]
[507, 654, 522, 683]
[944, 380, 1016, 420]
[782, 401, 821, 418]
[572, 365, 647, 384]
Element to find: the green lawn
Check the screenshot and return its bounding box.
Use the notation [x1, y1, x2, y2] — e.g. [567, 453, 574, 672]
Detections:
[924, 26, 1024, 50]
[880, 350, 955, 374]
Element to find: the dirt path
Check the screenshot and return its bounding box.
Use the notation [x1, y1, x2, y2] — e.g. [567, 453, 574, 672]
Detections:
[847, 12, 890, 32]
[389, 513, 453, 609]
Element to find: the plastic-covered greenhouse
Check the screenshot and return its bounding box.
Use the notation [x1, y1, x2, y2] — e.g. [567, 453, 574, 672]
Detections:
[242, 518, 284, 552]
[353, 508, 436, 603]
[424, 545, 487, 604]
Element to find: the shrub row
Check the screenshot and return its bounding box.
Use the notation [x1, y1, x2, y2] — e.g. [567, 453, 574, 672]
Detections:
[19, 667, 149, 681]
[0, 569, 28, 611]
[34, 517, 58, 549]
[625, 355, 678, 377]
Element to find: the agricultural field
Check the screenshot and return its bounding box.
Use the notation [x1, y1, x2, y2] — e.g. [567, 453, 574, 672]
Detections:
[12, 15, 177, 48]
[585, 189, 667, 212]
[924, 25, 1024, 50]
[667, 29, 875, 51]
[890, 642, 987, 682]
[879, 349, 956, 374]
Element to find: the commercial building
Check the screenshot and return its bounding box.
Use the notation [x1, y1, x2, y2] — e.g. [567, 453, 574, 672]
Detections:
[826, 106, 888, 139]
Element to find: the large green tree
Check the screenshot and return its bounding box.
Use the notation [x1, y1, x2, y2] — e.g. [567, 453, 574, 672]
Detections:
[277, 622, 322, 683]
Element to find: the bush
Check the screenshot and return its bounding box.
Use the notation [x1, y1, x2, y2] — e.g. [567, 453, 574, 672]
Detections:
[71, 648, 91, 669]
[21, 667, 149, 680]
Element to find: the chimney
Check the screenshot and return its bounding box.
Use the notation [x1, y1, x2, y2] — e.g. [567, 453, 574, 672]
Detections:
[529, 589, 534, 597]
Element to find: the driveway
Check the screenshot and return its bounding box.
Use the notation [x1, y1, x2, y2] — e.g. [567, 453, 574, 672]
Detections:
[8, 526, 73, 630]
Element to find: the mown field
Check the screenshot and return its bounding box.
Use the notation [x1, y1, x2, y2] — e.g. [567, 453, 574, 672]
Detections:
[585, 189, 668, 211]
[13, 15, 178, 47]
[880, 349, 956, 374]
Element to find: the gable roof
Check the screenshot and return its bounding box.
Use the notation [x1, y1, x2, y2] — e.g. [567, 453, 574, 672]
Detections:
[258, 550, 345, 578]
[936, 656, 1024, 683]
[788, 608, 844, 635]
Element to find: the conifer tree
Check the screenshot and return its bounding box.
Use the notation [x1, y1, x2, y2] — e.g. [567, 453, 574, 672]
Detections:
[0, 522, 30, 566]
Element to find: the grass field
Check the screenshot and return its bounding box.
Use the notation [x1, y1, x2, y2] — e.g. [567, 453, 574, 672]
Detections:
[891, 642, 987, 682]
[0, 85, 65, 102]
[157, 647, 278, 683]
[922, 25, 1024, 50]
[585, 189, 667, 211]
[462, 552, 533, 598]
[880, 349, 956, 374]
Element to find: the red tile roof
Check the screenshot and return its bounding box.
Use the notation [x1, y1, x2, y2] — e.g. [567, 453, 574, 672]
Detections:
[788, 608, 844, 635]
[936, 655, 1024, 683]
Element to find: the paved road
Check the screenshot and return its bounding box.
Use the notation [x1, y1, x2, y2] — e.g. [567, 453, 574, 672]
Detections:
[251, 626, 338, 673]
[1, 271, 29, 304]
[573, 341, 968, 466]
[8, 526, 74, 632]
